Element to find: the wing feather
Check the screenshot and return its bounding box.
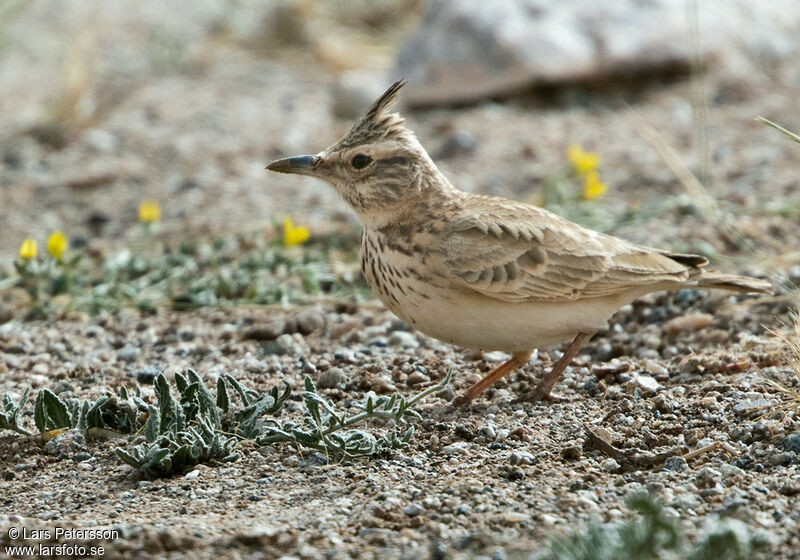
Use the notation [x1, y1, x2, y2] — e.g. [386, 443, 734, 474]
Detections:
[432, 196, 697, 303]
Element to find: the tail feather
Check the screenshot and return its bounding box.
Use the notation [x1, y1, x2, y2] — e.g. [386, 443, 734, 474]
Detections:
[695, 272, 771, 294]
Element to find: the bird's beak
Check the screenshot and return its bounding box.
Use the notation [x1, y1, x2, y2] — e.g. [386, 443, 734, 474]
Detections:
[266, 155, 318, 177]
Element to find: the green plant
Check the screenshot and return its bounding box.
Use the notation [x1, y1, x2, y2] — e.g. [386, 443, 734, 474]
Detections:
[537, 494, 765, 560]
[254, 371, 451, 456]
[1, 368, 451, 478]
[0, 387, 31, 436]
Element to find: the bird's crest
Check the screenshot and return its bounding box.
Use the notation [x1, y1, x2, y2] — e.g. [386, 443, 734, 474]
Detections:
[333, 79, 410, 150]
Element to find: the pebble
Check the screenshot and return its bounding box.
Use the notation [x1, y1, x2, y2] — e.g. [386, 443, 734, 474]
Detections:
[509, 452, 535, 465]
[695, 467, 721, 489]
[43, 429, 86, 458]
[242, 322, 285, 341]
[633, 374, 661, 393]
[388, 331, 419, 348]
[503, 511, 529, 523]
[662, 456, 688, 472]
[561, 445, 581, 460]
[402, 503, 425, 517]
[663, 312, 713, 334]
[184, 469, 200, 480]
[483, 351, 507, 362]
[643, 359, 669, 377]
[783, 434, 800, 453]
[117, 346, 140, 363]
[273, 333, 305, 356]
[295, 309, 325, 335]
[317, 367, 346, 389]
[406, 371, 429, 386]
[85, 128, 119, 153]
[601, 458, 620, 472]
[480, 425, 497, 441]
[0, 304, 13, 323]
[442, 442, 470, 455]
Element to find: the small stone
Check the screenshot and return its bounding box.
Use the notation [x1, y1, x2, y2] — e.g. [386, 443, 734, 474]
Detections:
[295, 309, 325, 336]
[243, 322, 285, 341]
[593, 360, 630, 377]
[0, 305, 13, 324]
[406, 371, 429, 386]
[274, 333, 304, 356]
[767, 451, 794, 466]
[601, 458, 620, 472]
[695, 467, 721, 488]
[442, 442, 470, 455]
[663, 456, 688, 472]
[480, 425, 497, 441]
[282, 455, 300, 468]
[482, 351, 507, 362]
[388, 331, 419, 348]
[184, 469, 200, 479]
[43, 429, 86, 458]
[85, 128, 119, 153]
[663, 313, 713, 334]
[402, 503, 425, 517]
[137, 366, 160, 384]
[509, 452, 535, 465]
[72, 452, 92, 462]
[643, 359, 669, 376]
[317, 367, 346, 389]
[633, 374, 661, 393]
[117, 346, 140, 363]
[561, 445, 581, 460]
[503, 511, 529, 523]
[593, 342, 616, 361]
[779, 480, 800, 496]
[783, 434, 800, 453]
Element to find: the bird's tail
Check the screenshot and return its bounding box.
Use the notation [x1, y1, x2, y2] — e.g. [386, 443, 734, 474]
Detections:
[695, 272, 771, 294]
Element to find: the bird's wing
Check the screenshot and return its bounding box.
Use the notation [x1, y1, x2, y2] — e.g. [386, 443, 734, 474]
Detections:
[430, 196, 705, 303]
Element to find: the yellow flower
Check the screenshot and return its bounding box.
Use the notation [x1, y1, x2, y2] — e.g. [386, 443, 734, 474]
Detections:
[283, 216, 309, 247]
[582, 171, 608, 201]
[18, 238, 38, 260]
[568, 145, 600, 175]
[46, 230, 68, 259]
[138, 199, 161, 223]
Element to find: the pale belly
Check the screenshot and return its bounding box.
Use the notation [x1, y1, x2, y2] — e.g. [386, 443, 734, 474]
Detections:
[387, 281, 625, 352]
[360, 231, 630, 352]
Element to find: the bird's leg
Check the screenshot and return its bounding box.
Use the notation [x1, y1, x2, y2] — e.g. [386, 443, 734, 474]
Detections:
[532, 331, 594, 401]
[455, 350, 533, 406]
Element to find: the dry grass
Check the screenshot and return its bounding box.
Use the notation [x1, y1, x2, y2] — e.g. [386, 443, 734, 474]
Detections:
[756, 292, 800, 420]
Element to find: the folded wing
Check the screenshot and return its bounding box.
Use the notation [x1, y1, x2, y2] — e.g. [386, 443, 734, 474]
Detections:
[433, 196, 705, 303]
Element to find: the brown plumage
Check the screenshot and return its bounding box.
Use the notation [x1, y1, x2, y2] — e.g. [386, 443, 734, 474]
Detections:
[267, 80, 770, 405]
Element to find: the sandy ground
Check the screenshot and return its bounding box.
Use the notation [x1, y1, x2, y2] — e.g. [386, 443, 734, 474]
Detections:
[1, 2, 800, 559]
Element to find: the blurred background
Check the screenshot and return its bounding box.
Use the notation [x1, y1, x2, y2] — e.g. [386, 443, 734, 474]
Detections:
[1, 0, 799, 266]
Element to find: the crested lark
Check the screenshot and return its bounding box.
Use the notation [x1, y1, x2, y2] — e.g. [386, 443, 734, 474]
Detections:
[267, 80, 770, 404]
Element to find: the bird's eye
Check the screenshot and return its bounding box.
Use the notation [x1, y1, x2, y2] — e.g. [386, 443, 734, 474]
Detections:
[351, 154, 372, 169]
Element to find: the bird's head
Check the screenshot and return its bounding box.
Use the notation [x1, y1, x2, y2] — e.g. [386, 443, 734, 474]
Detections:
[267, 80, 440, 227]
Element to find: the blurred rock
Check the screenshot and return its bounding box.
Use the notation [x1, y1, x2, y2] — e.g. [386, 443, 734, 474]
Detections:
[434, 130, 477, 159]
[395, 0, 800, 105]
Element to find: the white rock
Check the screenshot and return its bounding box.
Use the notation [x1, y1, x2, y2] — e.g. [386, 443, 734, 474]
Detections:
[396, 0, 800, 105]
